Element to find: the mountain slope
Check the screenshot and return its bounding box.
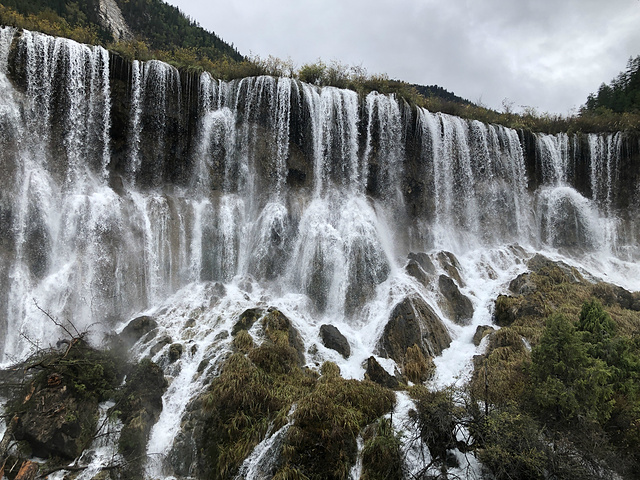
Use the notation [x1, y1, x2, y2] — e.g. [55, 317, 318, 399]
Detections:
[0, 0, 243, 61]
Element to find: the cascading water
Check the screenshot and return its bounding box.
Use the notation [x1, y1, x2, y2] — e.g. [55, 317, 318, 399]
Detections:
[0, 28, 639, 479]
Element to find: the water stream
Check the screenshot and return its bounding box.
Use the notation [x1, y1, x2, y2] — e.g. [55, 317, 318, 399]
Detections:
[0, 29, 638, 478]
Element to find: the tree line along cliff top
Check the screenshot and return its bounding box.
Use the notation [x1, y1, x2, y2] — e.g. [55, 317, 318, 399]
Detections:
[1, 0, 639, 134]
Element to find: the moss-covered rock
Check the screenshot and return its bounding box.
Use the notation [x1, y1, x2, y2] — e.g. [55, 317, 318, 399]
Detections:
[361, 417, 403, 480]
[281, 362, 396, 480]
[3, 339, 125, 465]
[116, 359, 167, 478]
[378, 296, 451, 365]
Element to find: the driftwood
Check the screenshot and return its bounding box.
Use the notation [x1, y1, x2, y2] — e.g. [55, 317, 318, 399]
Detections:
[14, 460, 39, 480]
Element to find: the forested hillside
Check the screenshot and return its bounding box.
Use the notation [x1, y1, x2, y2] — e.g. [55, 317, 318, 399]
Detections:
[583, 56, 640, 114]
[0, 0, 242, 61]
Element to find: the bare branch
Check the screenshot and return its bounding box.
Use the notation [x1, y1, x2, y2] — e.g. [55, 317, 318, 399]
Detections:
[32, 300, 81, 340]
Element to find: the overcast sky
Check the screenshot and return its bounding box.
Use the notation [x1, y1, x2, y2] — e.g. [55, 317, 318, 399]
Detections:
[165, 0, 640, 115]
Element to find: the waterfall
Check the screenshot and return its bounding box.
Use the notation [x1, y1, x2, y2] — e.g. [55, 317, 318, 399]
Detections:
[0, 28, 638, 479]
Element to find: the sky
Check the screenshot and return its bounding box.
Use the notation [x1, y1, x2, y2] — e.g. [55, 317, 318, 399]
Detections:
[165, 0, 640, 115]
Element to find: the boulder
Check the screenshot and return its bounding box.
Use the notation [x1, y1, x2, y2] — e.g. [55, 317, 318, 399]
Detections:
[118, 315, 157, 348]
[473, 325, 495, 346]
[14, 381, 98, 460]
[438, 275, 474, 325]
[169, 343, 184, 362]
[365, 356, 399, 389]
[319, 324, 351, 358]
[377, 296, 451, 365]
[232, 308, 264, 335]
[437, 251, 465, 287]
[407, 252, 436, 274]
[526, 254, 584, 283]
[406, 259, 429, 286]
[9, 342, 125, 462]
[149, 335, 172, 356]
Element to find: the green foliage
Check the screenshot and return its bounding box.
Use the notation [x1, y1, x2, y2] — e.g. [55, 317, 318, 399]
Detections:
[298, 61, 326, 85]
[583, 56, 640, 114]
[232, 329, 254, 353]
[403, 344, 433, 383]
[22, 339, 124, 402]
[476, 285, 640, 476]
[473, 405, 546, 480]
[0, 4, 100, 44]
[530, 312, 614, 424]
[282, 365, 395, 480]
[361, 417, 403, 480]
[409, 386, 464, 465]
[201, 312, 317, 479]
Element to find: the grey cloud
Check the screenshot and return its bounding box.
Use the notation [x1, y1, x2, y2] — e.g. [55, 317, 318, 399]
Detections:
[167, 0, 640, 114]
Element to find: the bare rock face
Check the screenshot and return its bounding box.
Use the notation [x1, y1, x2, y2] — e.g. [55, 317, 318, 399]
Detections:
[438, 275, 474, 325]
[319, 324, 351, 358]
[98, 0, 133, 42]
[473, 325, 495, 346]
[408, 252, 436, 274]
[377, 296, 451, 365]
[437, 251, 465, 287]
[365, 356, 399, 389]
[406, 259, 430, 286]
[118, 315, 158, 349]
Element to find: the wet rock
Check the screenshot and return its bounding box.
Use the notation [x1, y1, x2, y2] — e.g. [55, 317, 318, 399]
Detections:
[14, 382, 98, 460]
[408, 252, 437, 274]
[437, 251, 465, 287]
[319, 324, 351, 358]
[377, 296, 451, 365]
[118, 315, 158, 349]
[438, 275, 474, 325]
[167, 396, 207, 477]
[406, 259, 429, 286]
[473, 325, 495, 346]
[232, 308, 264, 335]
[118, 359, 168, 477]
[263, 308, 306, 366]
[365, 356, 399, 389]
[168, 343, 184, 362]
[149, 335, 172, 356]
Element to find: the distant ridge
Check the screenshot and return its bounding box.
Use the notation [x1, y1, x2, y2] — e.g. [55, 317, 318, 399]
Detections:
[0, 0, 243, 62]
[411, 83, 472, 105]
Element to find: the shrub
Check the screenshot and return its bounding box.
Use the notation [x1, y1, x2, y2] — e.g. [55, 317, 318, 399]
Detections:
[474, 405, 546, 480]
[361, 417, 403, 480]
[282, 367, 395, 480]
[409, 386, 464, 465]
[530, 313, 614, 424]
